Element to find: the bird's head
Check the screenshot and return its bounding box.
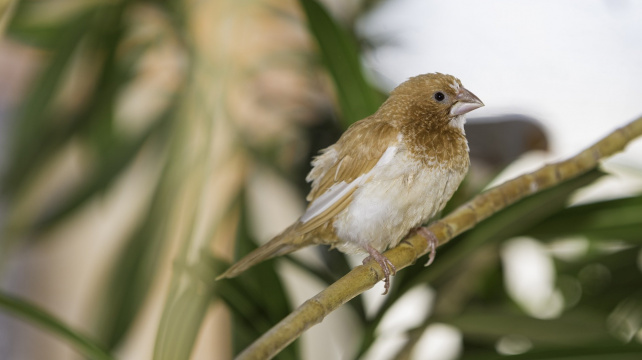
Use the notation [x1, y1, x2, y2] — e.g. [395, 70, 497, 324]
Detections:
[388, 73, 484, 130]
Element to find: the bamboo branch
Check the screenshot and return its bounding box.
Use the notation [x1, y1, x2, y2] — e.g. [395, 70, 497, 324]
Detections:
[236, 116, 642, 360]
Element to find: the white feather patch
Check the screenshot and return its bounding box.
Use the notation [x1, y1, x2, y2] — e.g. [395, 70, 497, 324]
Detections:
[300, 146, 398, 224]
[449, 114, 466, 131]
[449, 81, 460, 93]
[332, 153, 467, 255]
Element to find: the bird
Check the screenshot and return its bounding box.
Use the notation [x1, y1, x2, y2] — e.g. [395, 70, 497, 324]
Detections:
[217, 73, 484, 294]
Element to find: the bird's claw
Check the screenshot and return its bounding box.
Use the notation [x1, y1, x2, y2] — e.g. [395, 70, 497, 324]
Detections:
[415, 227, 438, 266]
[363, 245, 396, 295]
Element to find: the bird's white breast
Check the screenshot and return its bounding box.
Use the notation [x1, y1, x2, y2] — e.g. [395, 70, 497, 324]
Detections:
[333, 145, 466, 255]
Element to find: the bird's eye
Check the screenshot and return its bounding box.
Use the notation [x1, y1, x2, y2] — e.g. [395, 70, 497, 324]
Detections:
[434, 92, 445, 102]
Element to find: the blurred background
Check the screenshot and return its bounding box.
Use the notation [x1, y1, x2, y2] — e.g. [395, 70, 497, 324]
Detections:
[0, 0, 641, 359]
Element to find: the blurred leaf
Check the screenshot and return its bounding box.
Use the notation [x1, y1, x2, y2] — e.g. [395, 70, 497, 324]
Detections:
[560, 247, 642, 314]
[299, 0, 383, 127]
[3, 13, 93, 195]
[4, 0, 180, 241]
[0, 0, 17, 36]
[31, 112, 169, 234]
[92, 158, 171, 350]
[469, 344, 642, 360]
[153, 197, 296, 360]
[7, 0, 81, 47]
[3, 3, 129, 197]
[222, 190, 298, 359]
[0, 290, 114, 360]
[153, 260, 214, 360]
[443, 308, 613, 346]
[528, 195, 642, 242]
[153, 209, 227, 360]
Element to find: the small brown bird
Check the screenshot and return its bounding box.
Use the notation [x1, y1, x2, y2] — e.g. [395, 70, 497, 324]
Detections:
[218, 73, 484, 294]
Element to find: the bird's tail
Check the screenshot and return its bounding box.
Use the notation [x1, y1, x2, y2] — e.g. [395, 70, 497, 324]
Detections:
[216, 224, 307, 280]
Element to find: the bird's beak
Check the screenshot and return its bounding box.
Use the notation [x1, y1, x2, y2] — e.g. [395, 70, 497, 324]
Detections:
[450, 88, 484, 116]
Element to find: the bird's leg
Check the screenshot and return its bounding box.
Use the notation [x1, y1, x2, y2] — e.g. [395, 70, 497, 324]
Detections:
[415, 227, 438, 266]
[362, 244, 396, 295]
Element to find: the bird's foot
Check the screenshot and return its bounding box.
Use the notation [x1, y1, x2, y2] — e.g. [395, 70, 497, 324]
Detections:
[415, 227, 438, 266]
[363, 244, 396, 295]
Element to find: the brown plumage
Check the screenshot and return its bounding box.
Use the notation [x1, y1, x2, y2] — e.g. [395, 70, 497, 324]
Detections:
[217, 73, 484, 294]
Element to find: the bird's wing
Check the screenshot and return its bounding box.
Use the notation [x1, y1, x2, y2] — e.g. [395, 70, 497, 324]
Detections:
[297, 120, 399, 233]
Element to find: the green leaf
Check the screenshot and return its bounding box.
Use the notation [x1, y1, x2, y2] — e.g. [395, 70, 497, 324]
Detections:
[3, 3, 165, 232]
[92, 160, 171, 350]
[299, 0, 383, 127]
[556, 247, 642, 314]
[31, 115, 168, 235]
[0, 0, 17, 36]
[442, 307, 613, 346]
[3, 1, 133, 196]
[152, 230, 221, 360]
[468, 344, 642, 360]
[153, 262, 213, 360]
[528, 195, 642, 243]
[0, 290, 114, 360]
[3, 13, 94, 195]
[222, 190, 298, 359]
